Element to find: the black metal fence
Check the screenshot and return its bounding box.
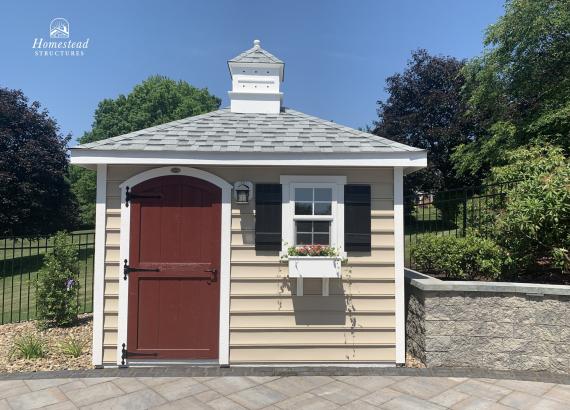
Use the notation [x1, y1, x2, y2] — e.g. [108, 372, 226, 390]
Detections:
[0, 231, 95, 324]
[404, 181, 518, 268]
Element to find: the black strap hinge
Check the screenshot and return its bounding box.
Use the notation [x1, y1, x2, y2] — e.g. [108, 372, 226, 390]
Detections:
[121, 342, 157, 366]
[125, 186, 162, 207]
[123, 259, 160, 280]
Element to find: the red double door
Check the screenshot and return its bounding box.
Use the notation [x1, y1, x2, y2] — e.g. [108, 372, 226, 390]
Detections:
[127, 175, 220, 360]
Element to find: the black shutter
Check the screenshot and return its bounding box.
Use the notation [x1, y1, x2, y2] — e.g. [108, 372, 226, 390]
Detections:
[255, 184, 282, 251]
[345, 185, 371, 252]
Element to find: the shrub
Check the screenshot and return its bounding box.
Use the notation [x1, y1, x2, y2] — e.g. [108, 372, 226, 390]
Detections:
[59, 337, 87, 358]
[11, 333, 47, 359]
[488, 144, 570, 273]
[36, 232, 81, 327]
[411, 233, 507, 280]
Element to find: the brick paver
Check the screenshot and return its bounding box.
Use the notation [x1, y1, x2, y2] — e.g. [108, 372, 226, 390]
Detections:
[0, 371, 568, 409]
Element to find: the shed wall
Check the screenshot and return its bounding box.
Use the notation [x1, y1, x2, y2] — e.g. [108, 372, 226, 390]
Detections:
[101, 165, 395, 364]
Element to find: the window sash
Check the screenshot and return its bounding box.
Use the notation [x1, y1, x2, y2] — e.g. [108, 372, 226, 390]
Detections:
[295, 221, 331, 246]
[280, 176, 347, 257]
[293, 187, 333, 217]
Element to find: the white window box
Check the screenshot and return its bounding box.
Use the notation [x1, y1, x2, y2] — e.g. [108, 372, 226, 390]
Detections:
[288, 256, 342, 279]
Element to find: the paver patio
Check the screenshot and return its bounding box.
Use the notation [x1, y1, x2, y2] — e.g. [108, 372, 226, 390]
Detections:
[0, 371, 569, 409]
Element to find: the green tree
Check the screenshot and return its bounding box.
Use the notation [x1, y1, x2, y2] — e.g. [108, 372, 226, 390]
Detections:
[0, 88, 78, 236]
[453, 0, 570, 178]
[36, 232, 81, 327]
[71, 76, 221, 225]
[487, 144, 570, 274]
[374, 49, 475, 195]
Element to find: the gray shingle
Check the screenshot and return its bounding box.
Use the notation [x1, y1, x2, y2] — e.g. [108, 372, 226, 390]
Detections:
[74, 107, 422, 154]
[229, 42, 284, 65]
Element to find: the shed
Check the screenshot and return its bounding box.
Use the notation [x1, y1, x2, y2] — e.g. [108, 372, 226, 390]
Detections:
[71, 40, 427, 367]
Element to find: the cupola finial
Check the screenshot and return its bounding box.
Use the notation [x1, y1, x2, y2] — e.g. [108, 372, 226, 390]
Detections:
[253, 39, 261, 48]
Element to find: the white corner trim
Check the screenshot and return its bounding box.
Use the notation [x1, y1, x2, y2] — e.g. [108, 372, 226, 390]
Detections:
[116, 166, 232, 366]
[393, 167, 405, 365]
[92, 164, 107, 367]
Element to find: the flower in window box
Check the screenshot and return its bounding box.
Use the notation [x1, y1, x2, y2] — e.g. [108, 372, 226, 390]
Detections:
[286, 245, 343, 278]
[287, 244, 339, 257]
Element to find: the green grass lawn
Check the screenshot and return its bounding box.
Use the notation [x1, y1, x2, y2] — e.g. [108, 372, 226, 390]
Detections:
[0, 232, 95, 324]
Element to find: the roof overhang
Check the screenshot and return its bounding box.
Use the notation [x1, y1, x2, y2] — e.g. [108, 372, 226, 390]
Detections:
[70, 148, 427, 174]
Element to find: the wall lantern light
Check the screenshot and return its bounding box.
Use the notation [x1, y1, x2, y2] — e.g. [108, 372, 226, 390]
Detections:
[233, 181, 253, 204]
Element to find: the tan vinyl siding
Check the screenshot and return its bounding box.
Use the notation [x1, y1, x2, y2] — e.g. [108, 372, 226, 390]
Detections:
[230, 346, 396, 363]
[100, 165, 395, 365]
[224, 167, 395, 363]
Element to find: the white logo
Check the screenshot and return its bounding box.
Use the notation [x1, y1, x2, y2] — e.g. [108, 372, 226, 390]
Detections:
[33, 18, 89, 57]
[49, 18, 69, 39]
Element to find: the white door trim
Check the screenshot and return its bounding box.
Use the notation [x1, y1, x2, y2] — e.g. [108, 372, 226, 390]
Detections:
[116, 166, 232, 367]
[92, 164, 107, 367]
[393, 167, 405, 365]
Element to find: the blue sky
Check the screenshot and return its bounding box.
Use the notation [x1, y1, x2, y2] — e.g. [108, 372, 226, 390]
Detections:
[0, 1, 504, 145]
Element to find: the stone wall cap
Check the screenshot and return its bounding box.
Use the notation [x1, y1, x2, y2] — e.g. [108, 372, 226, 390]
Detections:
[405, 268, 570, 296]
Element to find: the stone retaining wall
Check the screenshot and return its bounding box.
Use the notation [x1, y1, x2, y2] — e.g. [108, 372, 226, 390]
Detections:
[405, 269, 570, 374]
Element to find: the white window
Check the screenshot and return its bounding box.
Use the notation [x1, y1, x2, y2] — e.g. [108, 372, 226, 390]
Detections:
[294, 187, 332, 245]
[280, 176, 347, 256]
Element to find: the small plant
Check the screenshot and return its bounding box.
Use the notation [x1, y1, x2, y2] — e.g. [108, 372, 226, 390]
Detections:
[287, 244, 339, 257]
[59, 337, 87, 358]
[36, 231, 81, 328]
[11, 333, 47, 359]
[411, 233, 507, 280]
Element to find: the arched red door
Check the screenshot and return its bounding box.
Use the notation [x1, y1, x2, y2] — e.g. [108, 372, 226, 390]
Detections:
[126, 175, 221, 360]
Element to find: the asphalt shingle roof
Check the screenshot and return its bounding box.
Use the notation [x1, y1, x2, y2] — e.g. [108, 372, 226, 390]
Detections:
[229, 42, 284, 65]
[74, 107, 422, 153]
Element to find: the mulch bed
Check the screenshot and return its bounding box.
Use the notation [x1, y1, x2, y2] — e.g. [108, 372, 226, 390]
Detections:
[406, 353, 426, 368]
[0, 314, 92, 373]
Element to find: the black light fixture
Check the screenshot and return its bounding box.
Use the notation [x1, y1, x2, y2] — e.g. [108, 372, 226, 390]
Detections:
[234, 181, 253, 204]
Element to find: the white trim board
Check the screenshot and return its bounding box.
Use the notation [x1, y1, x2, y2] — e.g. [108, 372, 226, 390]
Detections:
[92, 164, 107, 366]
[116, 166, 232, 367]
[393, 167, 405, 365]
[70, 149, 427, 171]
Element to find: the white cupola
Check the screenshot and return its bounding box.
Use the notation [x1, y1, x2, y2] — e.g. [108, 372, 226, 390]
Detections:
[228, 39, 284, 114]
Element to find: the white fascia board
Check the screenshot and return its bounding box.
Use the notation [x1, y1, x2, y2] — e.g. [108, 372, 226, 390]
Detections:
[228, 61, 284, 81]
[70, 149, 427, 169]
